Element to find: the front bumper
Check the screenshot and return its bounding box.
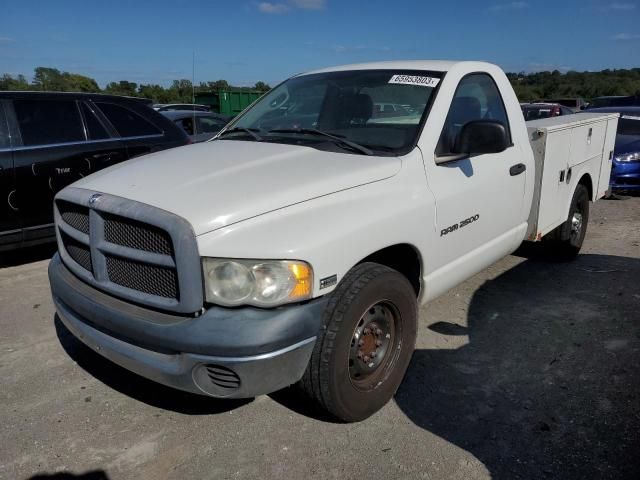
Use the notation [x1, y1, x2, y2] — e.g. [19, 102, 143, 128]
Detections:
[611, 161, 640, 190]
[49, 254, 327, 398]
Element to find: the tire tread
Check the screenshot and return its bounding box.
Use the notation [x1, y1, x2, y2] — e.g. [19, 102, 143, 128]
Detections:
[299, 262, 408, 418]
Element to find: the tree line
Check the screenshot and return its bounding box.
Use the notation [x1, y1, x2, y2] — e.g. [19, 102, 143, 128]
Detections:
[507, 68, 640, 102]
[2, 66, 640, 103]
[0, 67, 272, 103]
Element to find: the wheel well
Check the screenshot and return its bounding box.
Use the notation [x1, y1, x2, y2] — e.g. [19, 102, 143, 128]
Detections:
[578, 173, 593, 200]
[360, 244, 421, 296]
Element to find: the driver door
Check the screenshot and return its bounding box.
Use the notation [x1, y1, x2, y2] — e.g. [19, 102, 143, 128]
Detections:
[424, 73, 527, 279]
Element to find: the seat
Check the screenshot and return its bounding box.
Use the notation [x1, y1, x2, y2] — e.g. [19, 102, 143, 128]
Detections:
[318, 92, 373, 130]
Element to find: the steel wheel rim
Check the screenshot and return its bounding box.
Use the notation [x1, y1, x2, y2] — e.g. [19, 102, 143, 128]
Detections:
[348, 300, 402, 391]
[571, 211, 583, 239]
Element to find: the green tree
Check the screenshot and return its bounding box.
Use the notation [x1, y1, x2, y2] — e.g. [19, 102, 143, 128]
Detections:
[206, 79, 229, 91]
[168, 79, 193, 103]
[62, 73, 100, 92]
[32, 67, 66, 91]
[254, 81, 271, 92]
[104, 80, 138, 97]
[0, 73, 30, 91]
[138, 83, 171, 103]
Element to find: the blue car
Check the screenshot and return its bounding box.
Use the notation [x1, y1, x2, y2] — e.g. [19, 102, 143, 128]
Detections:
[587, 107, 640, 193]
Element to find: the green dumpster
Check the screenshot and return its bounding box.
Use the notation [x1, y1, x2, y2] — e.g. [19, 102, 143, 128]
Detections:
[195, 90, 263, 116]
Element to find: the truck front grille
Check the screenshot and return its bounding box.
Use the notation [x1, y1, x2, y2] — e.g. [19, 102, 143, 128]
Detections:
[105, 255, 178, 299]
[103, 214, 173, 256]
[54, 188, 203, 314]
[58, 201, 90, 234]
[60, 231, 92, 273]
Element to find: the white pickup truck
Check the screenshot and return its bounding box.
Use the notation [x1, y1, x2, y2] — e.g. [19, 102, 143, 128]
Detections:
[49, 61, 618, 422]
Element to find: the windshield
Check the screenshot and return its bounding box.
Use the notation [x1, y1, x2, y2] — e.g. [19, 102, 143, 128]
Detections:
[522, 106, 556, 120]
[619, 114, 640, 136]
[225, 69, 442, 155]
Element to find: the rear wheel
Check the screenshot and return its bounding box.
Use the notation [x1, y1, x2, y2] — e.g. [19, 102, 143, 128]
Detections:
[299, 262, 417, 422]
[546, 184, 590, 259]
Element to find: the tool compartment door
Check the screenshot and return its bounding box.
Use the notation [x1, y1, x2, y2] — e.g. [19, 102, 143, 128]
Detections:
[596, 117, 618, 198]
[537, 128, 571, 234]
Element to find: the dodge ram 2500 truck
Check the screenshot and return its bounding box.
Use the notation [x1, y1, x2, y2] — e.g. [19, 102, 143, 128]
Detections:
[49, 61, 618, 422]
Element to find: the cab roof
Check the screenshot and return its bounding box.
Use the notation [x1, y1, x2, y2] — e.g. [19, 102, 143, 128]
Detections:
[300, 60, 498, 76]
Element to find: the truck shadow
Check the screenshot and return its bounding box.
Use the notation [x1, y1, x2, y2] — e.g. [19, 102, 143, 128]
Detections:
[0, 243, 57, 268]
[54, 316, 252, 415]
[27, 470, 109, 479]
[395, 253, 640, 479]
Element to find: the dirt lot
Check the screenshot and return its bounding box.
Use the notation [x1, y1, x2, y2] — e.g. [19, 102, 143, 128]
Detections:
[1, 196, 638, 480]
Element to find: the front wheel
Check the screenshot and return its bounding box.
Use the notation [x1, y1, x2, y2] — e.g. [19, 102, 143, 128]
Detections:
[299, 262, 417, 422]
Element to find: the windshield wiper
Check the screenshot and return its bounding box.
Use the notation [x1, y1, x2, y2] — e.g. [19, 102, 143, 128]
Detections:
[267, 128, 373, 155]
[218, 127, 263, 141]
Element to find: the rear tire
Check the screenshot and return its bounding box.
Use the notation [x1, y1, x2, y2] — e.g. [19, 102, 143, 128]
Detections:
[546, 184, 590, 259]
[299, 262, 417, 422]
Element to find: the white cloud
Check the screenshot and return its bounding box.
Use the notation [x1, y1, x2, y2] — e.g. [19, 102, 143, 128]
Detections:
[257, 0, 325, 14]
[612, 33, 640, 40]
[489, 1, 528, 11]
[290, 0, 325, 9]
[258, 2, 290, 14]
[0, 36, 15, 44]
[609, 3, 636, 10]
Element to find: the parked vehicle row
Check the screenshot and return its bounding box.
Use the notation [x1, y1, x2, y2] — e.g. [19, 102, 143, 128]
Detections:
[160, 110, 232, 143]
[587, 107, 640, 192]
[0, 92, 189, 251]
[521, 102, 574, 120]
[586, 95, 640, 109]
[153, 103, 211, 112]
[542, 97, 587, 112]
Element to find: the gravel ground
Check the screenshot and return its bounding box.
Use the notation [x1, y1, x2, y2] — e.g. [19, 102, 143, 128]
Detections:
[1, 196, 638, 480]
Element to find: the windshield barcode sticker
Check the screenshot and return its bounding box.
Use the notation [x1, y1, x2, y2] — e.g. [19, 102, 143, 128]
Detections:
[388, 75, 440, 87]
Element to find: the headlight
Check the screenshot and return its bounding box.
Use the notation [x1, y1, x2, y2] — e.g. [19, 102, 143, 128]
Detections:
[202, 258, 313, 307]
[615, 151, 640, 162]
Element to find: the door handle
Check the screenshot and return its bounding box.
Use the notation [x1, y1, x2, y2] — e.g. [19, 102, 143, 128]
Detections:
[91, 152, 119, 160]
[509, 163, 526, 176]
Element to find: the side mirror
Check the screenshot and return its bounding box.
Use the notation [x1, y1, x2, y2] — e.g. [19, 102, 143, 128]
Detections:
[453, 120, 510, 156]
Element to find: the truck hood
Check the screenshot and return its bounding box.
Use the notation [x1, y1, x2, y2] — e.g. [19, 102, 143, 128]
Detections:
[72, 140, 401, 235]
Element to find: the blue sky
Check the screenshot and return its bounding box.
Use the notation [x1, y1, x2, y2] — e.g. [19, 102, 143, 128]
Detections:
[0, 0, 639, 87]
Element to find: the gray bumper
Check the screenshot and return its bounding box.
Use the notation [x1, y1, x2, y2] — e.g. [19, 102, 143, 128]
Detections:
[49, 254, 325, 398]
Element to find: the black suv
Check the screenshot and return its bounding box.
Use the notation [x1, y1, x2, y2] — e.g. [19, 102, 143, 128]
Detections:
[0, 92, 189, 251]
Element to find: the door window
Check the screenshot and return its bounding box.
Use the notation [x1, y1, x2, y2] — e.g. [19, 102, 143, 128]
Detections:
[197, 116, 226, 133]
[95, 102, 162, 137]
[81, 103, 110, 140]
[436, 73, 511, 156]
[0, 103, 9, 148]
[175, 117, 194, 135]
[14, 99, 85, 146]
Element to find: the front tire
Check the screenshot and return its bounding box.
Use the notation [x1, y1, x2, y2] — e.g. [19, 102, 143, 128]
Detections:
[299, 262, 417, 422]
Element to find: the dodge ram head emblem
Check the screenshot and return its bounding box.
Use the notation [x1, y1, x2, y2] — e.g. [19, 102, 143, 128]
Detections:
[88, 193, 102, 206]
